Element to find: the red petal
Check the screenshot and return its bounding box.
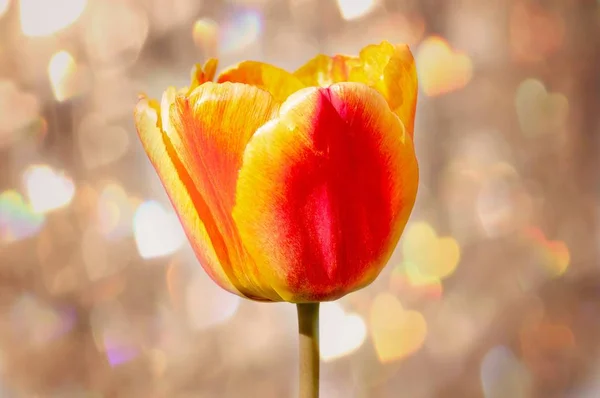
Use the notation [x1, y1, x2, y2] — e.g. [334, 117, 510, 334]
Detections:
[234, 83, 419, 302]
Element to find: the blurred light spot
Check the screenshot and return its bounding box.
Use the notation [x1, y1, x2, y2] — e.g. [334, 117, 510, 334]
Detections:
[219, 10, 262, 54]
[0, 0, 8, 18]
[77, 114, 131, 170]
[320, 302, 366, 362]
[192, 18, 219, 56]
[404, 261, 444, 287]
[389, 265, 443, 301]
[133, 200, 185, 259]
[20, 0, 87, 37]
[524, 227, 570, 277]
[515, 78, 568, 137]
[510, 2, 564, 64]
[336, 0, 376, 21]
[401, 222, 461, 280]
[149, 349, 167, 377]
[96, 183, 136, 240]
[10, 294, 76, 346]
[48, 50, 82, 102]
[90, 303, 139, 367]
[544, 241, 570, 276]
[369, 293, 426, 363]
[23, 165, 75, 214]
[520, 321, 576, 380]
[481, 346, 532, 398]
[0, 189, 44, 243]
[184, 270, 240, 330]
[104, 333, 139, 366]
[416, 35, 473, 97]
[0, 80, 40, 148]
[476, 163, 529, 238]
[83, 0, 148, 70]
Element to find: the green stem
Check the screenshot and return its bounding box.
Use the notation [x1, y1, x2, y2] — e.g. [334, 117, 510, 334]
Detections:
[297, 302, 320, 398]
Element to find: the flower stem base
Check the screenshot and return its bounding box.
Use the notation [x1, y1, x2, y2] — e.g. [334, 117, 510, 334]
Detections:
[297, 302, 320, 398]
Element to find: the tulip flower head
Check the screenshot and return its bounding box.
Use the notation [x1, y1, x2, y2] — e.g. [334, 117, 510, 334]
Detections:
[134, 41, 419, 303]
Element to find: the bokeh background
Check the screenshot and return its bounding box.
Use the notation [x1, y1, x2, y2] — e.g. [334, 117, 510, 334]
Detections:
[0, 0, 599, 396]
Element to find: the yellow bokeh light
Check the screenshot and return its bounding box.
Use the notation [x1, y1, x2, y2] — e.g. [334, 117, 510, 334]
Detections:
[416, 35, 473, 97]
[369, 293, 427, 363]
[515, 78, 569, 136]
[389, 266, 444, 301]
[544, 241, 570, 277]
[192, 18, 219, 56]
[524, 227, 570, 277]
[401, 222, 461, 280]
[48, 50, 79, 102]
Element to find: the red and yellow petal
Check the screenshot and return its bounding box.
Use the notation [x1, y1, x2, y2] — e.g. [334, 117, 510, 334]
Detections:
[166, 82, 284, 301]
[134, 98, 240, 296]
[233, 82, 419, 302]
[217, 61, 306, 103]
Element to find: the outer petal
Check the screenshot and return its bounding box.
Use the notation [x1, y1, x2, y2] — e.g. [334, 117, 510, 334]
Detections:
[294, 41, 418, 138]
[233, 82, 419, 302]
[217, 61, 305, 103]
[147, 82, 284, 301]
[134, 98, 241, 296]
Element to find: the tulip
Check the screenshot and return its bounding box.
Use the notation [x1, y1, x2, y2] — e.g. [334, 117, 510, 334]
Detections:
[134, 41, 418, 397]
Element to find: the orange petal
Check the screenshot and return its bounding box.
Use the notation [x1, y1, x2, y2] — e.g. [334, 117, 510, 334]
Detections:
[294, 42, 418, 138]
[217, 61, 305, 103]
[234, 83, 419, 302]
[167, 82, 283, 301]
[189, 58, 218, 92]
[134, 97, 241, 296]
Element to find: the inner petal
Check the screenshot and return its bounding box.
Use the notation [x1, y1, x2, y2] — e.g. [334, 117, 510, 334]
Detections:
[217, 61, 306, 103]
